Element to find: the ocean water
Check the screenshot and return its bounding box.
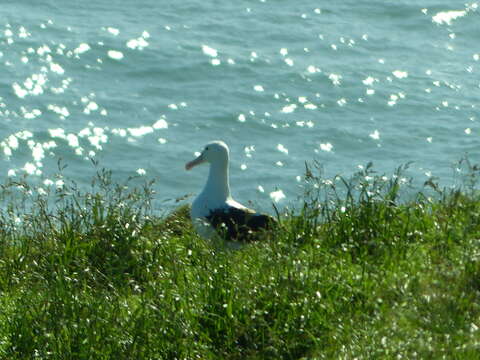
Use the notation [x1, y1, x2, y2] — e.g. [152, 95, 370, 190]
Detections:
[1, 1, 479, 211]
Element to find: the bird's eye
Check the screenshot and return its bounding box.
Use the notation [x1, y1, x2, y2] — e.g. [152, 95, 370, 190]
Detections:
[205, 147, 209, 151]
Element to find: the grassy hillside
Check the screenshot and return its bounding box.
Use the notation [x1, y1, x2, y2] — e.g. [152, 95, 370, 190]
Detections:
[0, 164, 479, 359]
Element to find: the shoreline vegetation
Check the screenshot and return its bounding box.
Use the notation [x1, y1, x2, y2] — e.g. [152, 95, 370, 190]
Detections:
[1, 161, 480, 359]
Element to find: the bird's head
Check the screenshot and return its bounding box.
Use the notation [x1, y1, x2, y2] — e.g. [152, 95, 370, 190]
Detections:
[185, 140, 229, 170]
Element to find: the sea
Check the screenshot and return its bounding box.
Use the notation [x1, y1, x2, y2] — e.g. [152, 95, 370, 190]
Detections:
[1, 1, 479, 212]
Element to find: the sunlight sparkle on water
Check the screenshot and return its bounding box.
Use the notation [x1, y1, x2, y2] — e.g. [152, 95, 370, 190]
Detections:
[49, 62, 64, 74]
[8, 135, 19, 150]
[83, 101, 99, 114]
[281, 104, 297, 113]
[106, 27, 120, 36]
[30, 143, 45, 162]
[392, 70, 408, 79]
[48, 104, 70, 118]
[83, 127, 108, 150]
[153, 118, 168, 129]
[296, 121, 314, 128]
[67, 134, 79, 147]
[270, 189, 286, 203]
[37, 45, 51, 56]
[23, 162, 41, 176]
[3, 147, 12, 157]
[244, 145, 255, 158]
[12, 83, 28, 98]
[112, 129, 127, 137]
[277, 144, 289, 155]
[388, 94, 399, 106]
[328, 73, 342, 86]
[107, 50, 124, 60]
[126, 32, 150, 50]
[49, 128, 66, 139]
[128, 126, 154, 137]
[201, 45, 218, 57]
[432, 10, 467, 25]
[363, 76, 378, 86]
[369, 130, 380, 140]
[319, 143, 333, 152]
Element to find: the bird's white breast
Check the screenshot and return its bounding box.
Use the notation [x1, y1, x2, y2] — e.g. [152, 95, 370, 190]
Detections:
[190, 191, 222, 239]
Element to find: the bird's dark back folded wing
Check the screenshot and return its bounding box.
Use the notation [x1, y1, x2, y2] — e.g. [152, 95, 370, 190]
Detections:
[206, 207, 276, 241]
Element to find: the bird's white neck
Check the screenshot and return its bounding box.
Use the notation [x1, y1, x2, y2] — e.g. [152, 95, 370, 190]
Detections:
[201, 160, 231, 205]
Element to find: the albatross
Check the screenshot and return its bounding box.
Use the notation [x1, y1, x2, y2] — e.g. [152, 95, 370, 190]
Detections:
[185, 140, 275, 241]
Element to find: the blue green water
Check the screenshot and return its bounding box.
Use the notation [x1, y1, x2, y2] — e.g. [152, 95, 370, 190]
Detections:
[1, 1, 479, 209]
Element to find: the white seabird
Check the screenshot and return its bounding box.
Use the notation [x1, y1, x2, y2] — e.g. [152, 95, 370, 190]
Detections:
[185, 140, 275, 241]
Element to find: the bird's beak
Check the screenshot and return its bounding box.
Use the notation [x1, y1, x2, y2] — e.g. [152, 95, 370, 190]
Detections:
[185, 153, 206, 170]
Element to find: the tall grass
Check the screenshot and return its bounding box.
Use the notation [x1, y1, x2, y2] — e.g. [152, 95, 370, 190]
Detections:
[1, 162, 480, 359]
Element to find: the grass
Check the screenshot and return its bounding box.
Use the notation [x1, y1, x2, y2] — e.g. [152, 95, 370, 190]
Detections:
[1, 161, 480, 359]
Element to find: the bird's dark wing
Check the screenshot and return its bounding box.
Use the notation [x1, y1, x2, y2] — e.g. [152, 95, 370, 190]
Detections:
[206, 207, 276, 241]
